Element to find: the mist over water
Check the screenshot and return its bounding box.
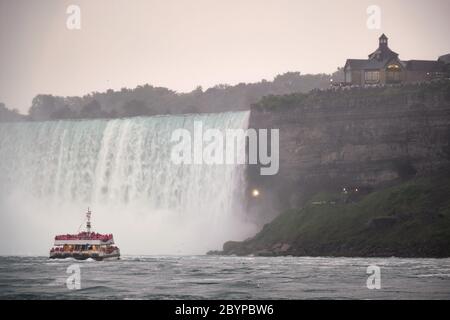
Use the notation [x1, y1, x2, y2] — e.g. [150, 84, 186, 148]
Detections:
[0, 111, 257, 255]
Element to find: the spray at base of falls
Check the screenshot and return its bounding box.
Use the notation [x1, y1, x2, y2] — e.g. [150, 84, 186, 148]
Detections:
[0, 112, 257, 255]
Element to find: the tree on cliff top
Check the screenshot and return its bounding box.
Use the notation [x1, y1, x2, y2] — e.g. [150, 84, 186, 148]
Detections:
[23, 71, 334, 121]
[0, 103, 25, 122]
[121, 99, 152, 117]
[79, 100, 104, 119]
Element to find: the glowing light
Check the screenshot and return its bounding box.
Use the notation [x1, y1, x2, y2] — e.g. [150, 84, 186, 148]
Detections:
[252, 189, 260, 197]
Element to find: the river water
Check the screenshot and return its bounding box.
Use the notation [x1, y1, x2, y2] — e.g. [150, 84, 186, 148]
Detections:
[1, 255, 449, 299]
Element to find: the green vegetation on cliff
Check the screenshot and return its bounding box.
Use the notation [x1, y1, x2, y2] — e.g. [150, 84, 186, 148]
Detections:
[0, 103, 25, 122]
[6, 72, 336, 122]
[219, 171, 450, 257]
[252, 80, 450, 111]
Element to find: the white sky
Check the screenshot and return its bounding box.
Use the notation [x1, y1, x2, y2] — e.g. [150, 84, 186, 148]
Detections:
[0, 0, 449, 113]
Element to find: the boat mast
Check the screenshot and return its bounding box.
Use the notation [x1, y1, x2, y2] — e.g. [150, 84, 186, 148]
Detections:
[86, 207, 92, 234]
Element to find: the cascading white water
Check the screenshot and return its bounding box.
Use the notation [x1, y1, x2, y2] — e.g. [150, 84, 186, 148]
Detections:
[0, 112, 256, 255]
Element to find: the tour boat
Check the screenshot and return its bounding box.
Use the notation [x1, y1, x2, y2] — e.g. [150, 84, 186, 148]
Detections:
[49, 208, 120, 261]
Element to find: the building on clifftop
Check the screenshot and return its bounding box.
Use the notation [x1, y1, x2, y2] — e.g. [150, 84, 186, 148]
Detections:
[343, 34, 449, 86]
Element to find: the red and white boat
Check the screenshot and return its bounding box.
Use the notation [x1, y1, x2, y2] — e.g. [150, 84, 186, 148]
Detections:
[49, 208, 120, 261]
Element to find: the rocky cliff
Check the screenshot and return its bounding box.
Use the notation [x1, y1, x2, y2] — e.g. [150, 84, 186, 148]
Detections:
[246, 82, 450, 222]
[210, 82, 450, 257]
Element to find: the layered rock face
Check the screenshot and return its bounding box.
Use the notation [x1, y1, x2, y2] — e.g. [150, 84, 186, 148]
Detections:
[247, 85, 450, 220]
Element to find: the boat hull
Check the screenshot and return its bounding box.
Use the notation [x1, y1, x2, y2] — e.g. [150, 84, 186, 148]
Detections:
[49, 252, 120, 261]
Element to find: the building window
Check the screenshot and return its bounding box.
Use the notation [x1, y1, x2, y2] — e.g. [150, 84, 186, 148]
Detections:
[364, 71, 380, 83]
[386, 65, 401, 82]
[345, 71, 352, 83]
[387, 64, 401, 70]
[386, 71, 401, 82]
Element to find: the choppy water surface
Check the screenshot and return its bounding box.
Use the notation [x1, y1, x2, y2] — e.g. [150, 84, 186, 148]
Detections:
[0, 255, 449, 299]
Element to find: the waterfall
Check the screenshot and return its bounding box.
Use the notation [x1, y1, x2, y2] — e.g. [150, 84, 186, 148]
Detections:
[0, 112, 256, 255]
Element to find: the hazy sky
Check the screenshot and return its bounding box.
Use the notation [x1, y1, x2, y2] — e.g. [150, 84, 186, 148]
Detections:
[0, 0, 449, 113]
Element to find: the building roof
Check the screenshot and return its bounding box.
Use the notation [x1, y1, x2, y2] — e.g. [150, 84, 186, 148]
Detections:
[405, 60, 445, 72]
[368, 47, 399, 61]
[345, 57, 401, 70]
[368, 34, 399, 61]
[345, 59, 380, 70]
[438, 54, 450, 64]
